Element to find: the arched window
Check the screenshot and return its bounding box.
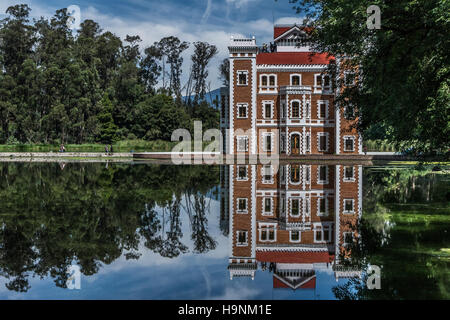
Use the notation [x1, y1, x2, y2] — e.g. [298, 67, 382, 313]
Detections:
[261, 75, 268, 86]
[290, 165, 300, 183]
[269, 75, 276, 86]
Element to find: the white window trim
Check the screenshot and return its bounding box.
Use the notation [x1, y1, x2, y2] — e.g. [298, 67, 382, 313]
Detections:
[262, 100, 274, 119]
[322, 74, 331, 92]
[343, 166, 355, 182]
[236, 103, 248, 119]
[236, 135, 248, 152]
[259, 74, 277, 92]
[290, 99, 302, 119]
[262, 132, 274, 152]
[343, 135, 356, 152]
[317, 196, 329, 216]
[305, 133, 311, 152]
[313, 223, 332, 243]
[314, 73, 322, 93]
[317, 165, 329, 184]
[236, 230, 248, 246]
[305, 101, 311, 119]
[289, 230, 301, 243]
[305, 165, 311, 184]
[317, 100, 329, 119]
[290, 198, 301, 217]
[317, 132, 330, 152]
[258, 223, 277, 242]
[343, 198, 355, 214]
[236, 198, 248, 214]
[261, 165, 274, 184]
[280, 133, 286, 152]
[236, 165, 249, 181]
[304, 197, 311, 216]
[289, 164, 301, 185]
[237, 70, 248, 86]
[290, 74, 302, 86]
[262, 197, 273, 216]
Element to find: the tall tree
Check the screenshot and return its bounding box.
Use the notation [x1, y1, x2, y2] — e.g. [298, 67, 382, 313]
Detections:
[191, 41, 218, 104]
[290, 0, 450, 154]
[156, 36, 189, 97]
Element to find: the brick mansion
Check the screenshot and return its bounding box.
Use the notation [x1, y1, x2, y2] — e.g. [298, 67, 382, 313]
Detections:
[220, 24, 362, 156]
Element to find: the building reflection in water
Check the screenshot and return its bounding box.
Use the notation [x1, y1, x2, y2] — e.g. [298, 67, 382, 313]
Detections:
[220, 164, 363, 290]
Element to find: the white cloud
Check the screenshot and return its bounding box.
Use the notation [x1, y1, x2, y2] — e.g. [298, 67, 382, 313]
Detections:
[226, 0, 260, 9]
[275, 16, 304, 25]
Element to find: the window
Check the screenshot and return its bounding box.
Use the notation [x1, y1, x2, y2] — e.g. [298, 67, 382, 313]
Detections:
[263, 134, 272, 152]
[236, 136, 248, 152]
[280, 134, 286, 152]
[344, 232, 354, 245]
[318, 101, 328, 119]
[305, 134, 311, 152]
[344, 199, 354, 214]
[344, 105, 355, 120]
[318, 134, 328, 152]
[305, 102, 311, 118]
[290, 231, 301, 242]
[345, 71, 355, 86]
[292, 101, 300, 118]
[291, 75, 301, 86]
[237, 198, 248, 213]
[264, 103, 272, 119]
[323, 75, 331, 91]
[318, 197, 328, 216]
[318, 165, 328, 183]
[237, 71, 248, 85]
[260, 224, 276, 242]
[314, 74, 322, 91]
[314, 224, 331, 243]
[344, 136, 355, 152]
[261, 76, 267, 86]
[237, 103, 248, 118]
[237, 230, 248, 246]
[260, 74, 277, 91]
[263, 198, 272, 215]
[262, 165, 272, 183]
[290, 165, 300, 183]
[344, 166, 354, 181]
[237, 165, 248, 180]
[291, 199, 300, 217]
[305, 198, 310, 216]
[269, 75, 276, 86]
[305, 166, 311, 183]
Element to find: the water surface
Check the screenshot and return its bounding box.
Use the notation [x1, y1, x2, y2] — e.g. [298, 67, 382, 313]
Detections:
[0, 162, 448, 299]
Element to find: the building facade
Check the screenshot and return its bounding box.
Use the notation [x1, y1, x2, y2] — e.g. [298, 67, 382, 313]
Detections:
[222, 163, 363, 288]
[222, 24, 362, 156]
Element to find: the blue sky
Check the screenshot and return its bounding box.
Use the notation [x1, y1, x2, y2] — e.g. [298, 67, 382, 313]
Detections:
[0, 0, 304, 89]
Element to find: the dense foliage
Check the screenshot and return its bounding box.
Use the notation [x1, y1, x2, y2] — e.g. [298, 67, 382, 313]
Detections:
[0, 162, 220, 292]
[0, 4, 219, 145]
[291, 0, 449, 155]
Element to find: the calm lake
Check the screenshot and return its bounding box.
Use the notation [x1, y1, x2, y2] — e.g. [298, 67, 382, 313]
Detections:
[0, 162, 448, 300]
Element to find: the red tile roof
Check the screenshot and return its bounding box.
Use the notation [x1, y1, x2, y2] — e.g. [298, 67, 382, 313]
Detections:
[256, 251, 335, 263]
[256, 52, 334, 65]
[274, 26, 292, 39]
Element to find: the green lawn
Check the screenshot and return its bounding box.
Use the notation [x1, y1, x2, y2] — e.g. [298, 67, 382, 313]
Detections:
[0, 140, 179, 153]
